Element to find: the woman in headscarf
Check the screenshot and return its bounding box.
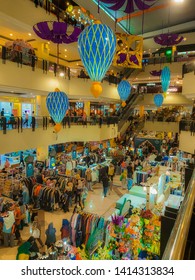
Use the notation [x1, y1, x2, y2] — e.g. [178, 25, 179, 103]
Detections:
[45, 222, 56, 249]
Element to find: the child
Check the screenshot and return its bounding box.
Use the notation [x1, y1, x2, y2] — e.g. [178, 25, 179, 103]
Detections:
[81, 184, 88, 209]
[120, 169, 127, 190]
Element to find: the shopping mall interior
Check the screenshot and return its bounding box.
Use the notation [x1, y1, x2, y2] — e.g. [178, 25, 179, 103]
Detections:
[0, 0, 195, 261]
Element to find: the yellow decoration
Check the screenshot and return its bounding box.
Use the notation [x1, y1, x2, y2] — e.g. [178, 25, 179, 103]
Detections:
[54, 88, 60, 92]
[90, 82, 102, 98]
[122, 101, 126, 107]
[94, 20, 102, 24]
[67, 5, 73, 13]
[163, 92, 167, 98]
[113, 33, 143, 69]
[54, 123, 62, 133]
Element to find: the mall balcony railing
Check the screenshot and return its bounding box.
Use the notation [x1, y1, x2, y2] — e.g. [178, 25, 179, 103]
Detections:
[179, 119, 195, 133]
[0, 45, 123, 86]
[0, 115, 119, 134]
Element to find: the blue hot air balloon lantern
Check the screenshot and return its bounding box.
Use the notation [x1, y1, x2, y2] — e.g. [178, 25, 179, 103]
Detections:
[46, 88, 69, 133]
[161, 66, 171, 98]
[117, 80, 131, 107]
[154, 94, 164, 107]
[78, 22, 116, 98]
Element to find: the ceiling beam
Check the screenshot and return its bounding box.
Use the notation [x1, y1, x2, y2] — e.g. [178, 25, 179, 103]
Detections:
[116, 3, 169, 23]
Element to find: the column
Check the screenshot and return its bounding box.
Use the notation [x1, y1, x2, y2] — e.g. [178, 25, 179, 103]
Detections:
[139, 105, 144, 117]
[84, 101, 90, 116]
[36, 95, 49, 116]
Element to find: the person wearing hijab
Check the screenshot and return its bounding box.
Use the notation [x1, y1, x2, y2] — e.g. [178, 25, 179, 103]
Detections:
[45, 222, 56, 249]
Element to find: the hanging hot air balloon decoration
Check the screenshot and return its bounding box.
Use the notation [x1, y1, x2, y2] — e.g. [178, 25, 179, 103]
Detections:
[161, 66, 171, 98]
[46, 88, 69, 133]
[154, 94, 164, 107]
[117, 80, 131, 107]
[78, 22, 116, 98]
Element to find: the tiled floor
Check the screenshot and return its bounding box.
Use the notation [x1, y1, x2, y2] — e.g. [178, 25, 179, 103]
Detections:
[0, 176, 126, 260]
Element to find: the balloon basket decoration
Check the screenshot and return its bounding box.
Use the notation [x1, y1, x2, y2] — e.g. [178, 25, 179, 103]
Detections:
[122, 101, 126, 107]
[90, 82, 102, 98]
[54, 123, 62, 133]
[78, 22, 116, 98]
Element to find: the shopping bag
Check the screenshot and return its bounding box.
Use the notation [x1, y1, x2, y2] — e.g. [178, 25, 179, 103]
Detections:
[32, 228, 40, 239]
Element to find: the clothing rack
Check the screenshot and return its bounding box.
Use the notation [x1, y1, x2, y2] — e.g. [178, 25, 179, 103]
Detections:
[69, 211, 108, 253]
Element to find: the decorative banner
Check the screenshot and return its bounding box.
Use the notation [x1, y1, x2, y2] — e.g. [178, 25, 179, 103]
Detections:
[72, 150, 77, 159]
[99, 0, 156, 13]
[134, 138, 162, 153]
[49, 157, 56, 169]
[46, 88, 69, 133]
[26, 163, 34, 178]
[161, 66, 171, 94]
[154, 94, 164, 107]
[154, 33, 183, 47]
[113, 33, 143, 68]
[78, 23, 116, 98]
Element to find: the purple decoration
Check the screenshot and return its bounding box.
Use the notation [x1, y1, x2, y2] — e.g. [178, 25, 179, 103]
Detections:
[130, 55, 139, 65]
[116, 52, 139, 65]
[99, 0, 155, 13]
[150, 70, 162, 76]
[117, 53, 127, 64]
[33, 21, 82, 44]
[111, 214, 124, 227]
[154, 33, 184, 47]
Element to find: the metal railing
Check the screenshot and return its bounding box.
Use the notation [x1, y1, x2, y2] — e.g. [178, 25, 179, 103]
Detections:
[162, 169, 195, 260]
[0, 115, 119, 134]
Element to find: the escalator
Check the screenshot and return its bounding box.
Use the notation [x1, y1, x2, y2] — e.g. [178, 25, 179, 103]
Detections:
[118, 93, 139, 133]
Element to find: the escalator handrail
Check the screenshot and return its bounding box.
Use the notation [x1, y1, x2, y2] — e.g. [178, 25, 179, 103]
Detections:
[162, 169, 195, 260]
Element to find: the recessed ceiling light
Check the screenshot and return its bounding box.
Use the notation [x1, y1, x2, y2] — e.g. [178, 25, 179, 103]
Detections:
[59, 72, 65, 77]
[64, 49, 67, 52]
[28, 33, 31, 36]
[47, 41, 50, 44]
[174, 0, 184, 3]
[183, 37, 187, 41]
[10, 33, 13, 36]
[65, 55, 67, 57]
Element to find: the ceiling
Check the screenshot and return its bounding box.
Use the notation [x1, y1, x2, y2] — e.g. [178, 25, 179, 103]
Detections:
[0, 0, 195, 100]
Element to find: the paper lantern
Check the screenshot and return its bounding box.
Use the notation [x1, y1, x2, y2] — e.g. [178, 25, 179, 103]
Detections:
[161, 66, 171, 95]
[99, 0, 156, 13]
[117, 80, 131, 105]
[154, 33, 183, 47]
[46, 88, 69, 132]
[154, 94, 164, 107]
[33, 21, 82, 44]
[78, 23, 116, 98]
